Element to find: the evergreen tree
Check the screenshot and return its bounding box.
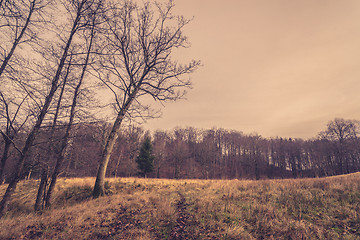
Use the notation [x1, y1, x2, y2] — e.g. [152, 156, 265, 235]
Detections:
[136, 136, 155, 178]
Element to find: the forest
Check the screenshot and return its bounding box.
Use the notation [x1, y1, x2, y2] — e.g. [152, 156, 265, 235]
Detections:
[2, 117, 360, 183]
[1, 0, 359, 219]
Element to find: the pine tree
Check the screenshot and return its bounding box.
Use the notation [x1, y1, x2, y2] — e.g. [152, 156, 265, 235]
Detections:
[136, 136, 155, 178]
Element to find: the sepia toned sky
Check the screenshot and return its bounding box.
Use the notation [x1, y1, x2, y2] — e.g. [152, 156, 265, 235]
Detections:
[143, 0, 360, 139]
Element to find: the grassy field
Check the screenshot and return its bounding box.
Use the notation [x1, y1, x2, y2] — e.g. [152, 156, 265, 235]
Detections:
[0, 173, 359, 239]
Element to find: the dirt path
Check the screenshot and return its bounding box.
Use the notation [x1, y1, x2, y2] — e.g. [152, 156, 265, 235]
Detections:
[169, 192, 195, 240]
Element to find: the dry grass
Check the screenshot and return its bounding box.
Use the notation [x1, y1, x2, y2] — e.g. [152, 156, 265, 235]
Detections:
[0, 173, 359, 239]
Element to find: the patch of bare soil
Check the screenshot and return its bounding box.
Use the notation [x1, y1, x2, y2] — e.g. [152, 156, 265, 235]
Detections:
[92, 206, 143, 239]
[20, 225, 44, 239]
[168, 193, 197, 240]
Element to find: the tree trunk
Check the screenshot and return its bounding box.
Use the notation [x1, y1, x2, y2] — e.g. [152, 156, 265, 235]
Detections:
[45, 22, 95, 208]
[44, 82, 81, 208]
[44, 151, 64, 208]
[93, 85, 138, 198]
[34, 167, 48, 212]
[0, 139, 11, 184]
[156, 165, 160, 178]
[93, 112, 126, 198]
[114, 152, 122, 179]
[26, 168, 32, 180]
[34, 53, 72, 210]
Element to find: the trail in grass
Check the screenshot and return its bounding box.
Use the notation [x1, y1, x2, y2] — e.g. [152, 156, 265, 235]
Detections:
[98, 206, 142, 238]
[169, 192, 195, 240]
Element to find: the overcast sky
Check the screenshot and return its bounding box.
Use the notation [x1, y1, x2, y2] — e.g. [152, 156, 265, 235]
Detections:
[143, 0, 360, 139]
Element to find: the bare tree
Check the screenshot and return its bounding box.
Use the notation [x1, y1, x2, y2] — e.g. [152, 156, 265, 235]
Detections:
[44, 2, 102, 208]
[320, 118, 359, 175]
[320, 118, 358, 143]
[92, 0, 200, 197]
[0, 0, 99, 218]
[0, 0, 50, 184]
[0, 0, 48, 80]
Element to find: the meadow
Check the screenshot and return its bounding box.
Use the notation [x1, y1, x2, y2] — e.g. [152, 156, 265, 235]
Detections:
[0, 173, 359, 239]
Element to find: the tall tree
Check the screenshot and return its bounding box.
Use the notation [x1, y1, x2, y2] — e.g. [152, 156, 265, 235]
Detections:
[44, 1, 102, 208]
[0, 0, 49, 184]
[92, 0, 200, 197]
[136, 136, 154, 178]
[0, 0, 98, 218]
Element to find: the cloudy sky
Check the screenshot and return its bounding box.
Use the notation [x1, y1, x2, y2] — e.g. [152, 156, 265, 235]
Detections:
[143, 0, 360, 139]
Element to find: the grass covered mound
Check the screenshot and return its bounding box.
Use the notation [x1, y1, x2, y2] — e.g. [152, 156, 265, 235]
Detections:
[0, 173, 359, 239]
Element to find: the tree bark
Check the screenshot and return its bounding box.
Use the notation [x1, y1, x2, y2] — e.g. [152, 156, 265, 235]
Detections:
[34, 167, 48, 212]
[93, 112, 126, 198]
[0, 138, 11, 184]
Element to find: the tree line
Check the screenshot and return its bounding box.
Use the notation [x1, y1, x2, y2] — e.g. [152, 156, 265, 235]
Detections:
[2, 118, 360, 182]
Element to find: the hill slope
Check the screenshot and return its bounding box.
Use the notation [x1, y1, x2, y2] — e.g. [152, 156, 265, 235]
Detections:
[0, 174, 359, 239]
